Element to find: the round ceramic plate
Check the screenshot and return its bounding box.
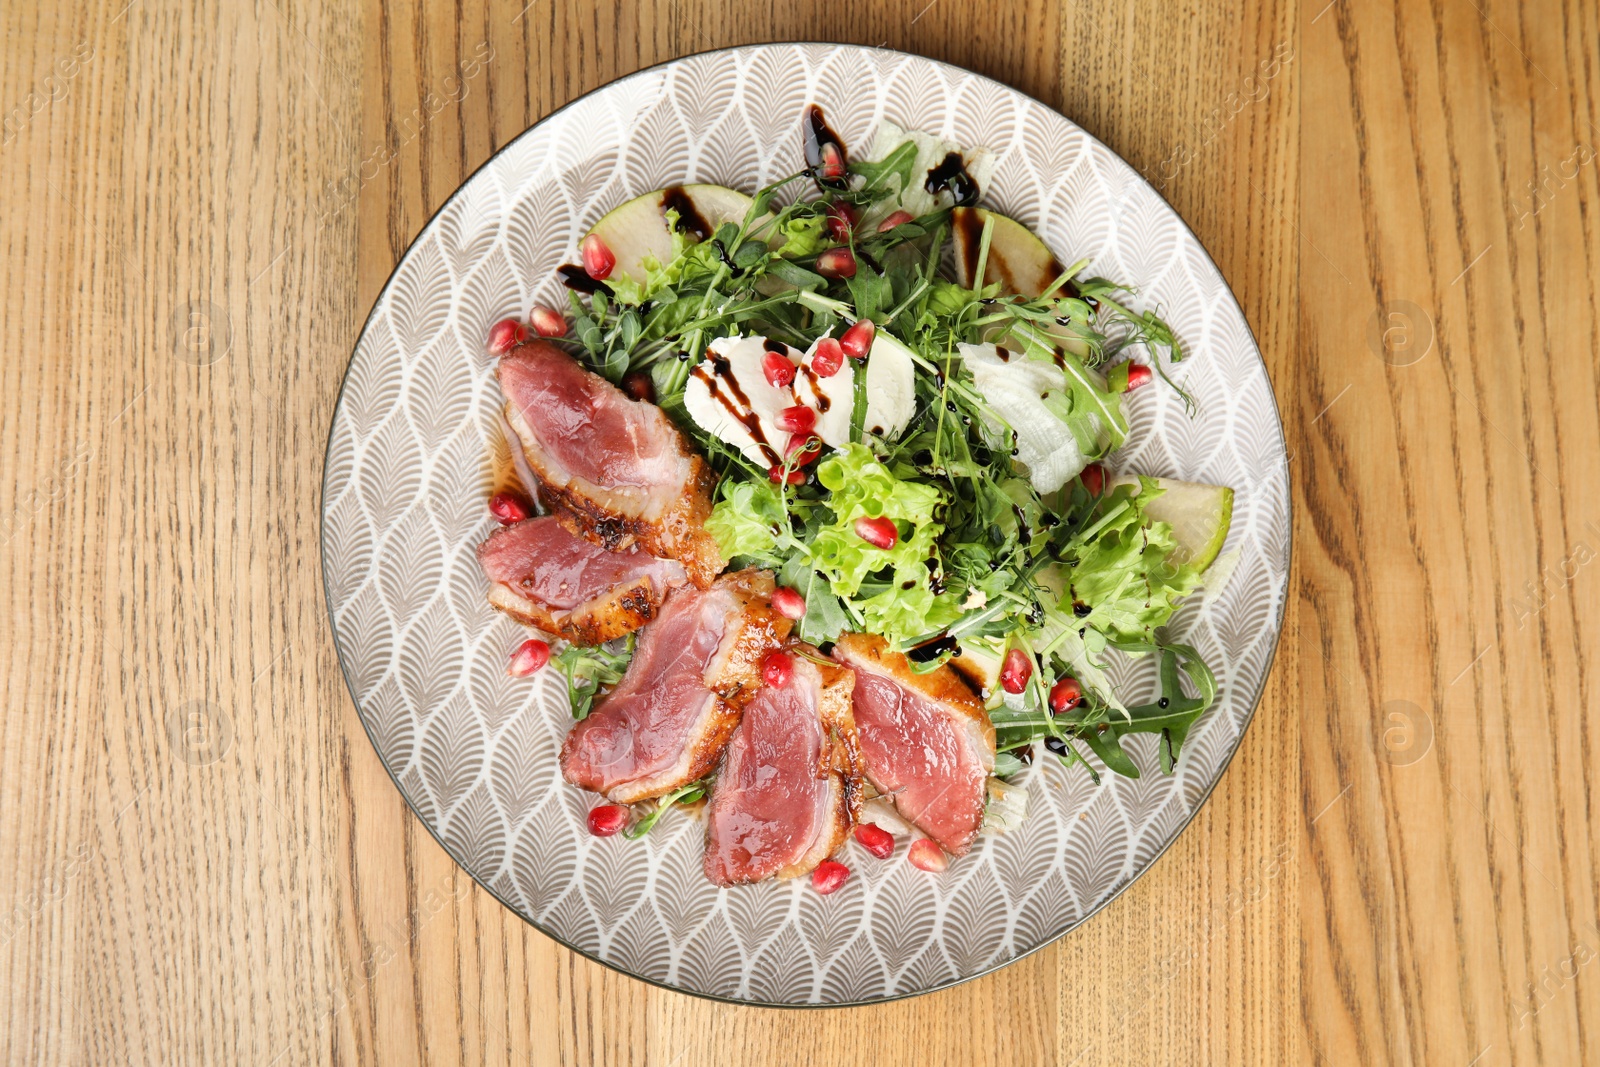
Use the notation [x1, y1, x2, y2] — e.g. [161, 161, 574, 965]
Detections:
[322, 43, 1289, 1007]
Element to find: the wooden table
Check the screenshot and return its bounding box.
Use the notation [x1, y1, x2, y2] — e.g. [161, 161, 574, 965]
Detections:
[3, 0, 1594, 1062]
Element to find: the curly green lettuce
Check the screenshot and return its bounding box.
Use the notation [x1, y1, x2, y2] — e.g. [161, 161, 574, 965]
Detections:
[1064, 476, 1203, 642]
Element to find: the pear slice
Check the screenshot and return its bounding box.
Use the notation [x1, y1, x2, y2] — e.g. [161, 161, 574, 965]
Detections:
[952, 207, 1090, 357]
[1109, 475, 1234, 572]
[584, 184, 768, 285]
[951, 206, 1068, 298]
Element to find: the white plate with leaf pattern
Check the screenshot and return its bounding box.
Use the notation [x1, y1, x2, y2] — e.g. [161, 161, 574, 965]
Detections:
[321, 43, 1289, 1006]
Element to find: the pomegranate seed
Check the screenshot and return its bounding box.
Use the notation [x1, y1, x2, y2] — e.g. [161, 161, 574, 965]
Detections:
[621, 369, 655, 403]
[811, 860, 849, 894]
[775, 405, 816, 435]
[877, 210, 914, 233]
[487, 318, 528, 355]
[1080, 463, 1106, 497]
[816, 247, 857, 279]
[786, 435, 822, 465]
[818, 142, 847, 182]
[488, 492, 530, 525]
[587, 805, 628, 837]
[840, 318, 875, 360]
[854, 515, 897, 549]
[824, 201, 857, 242]
[1125, 363, 1153, 390]
[854, 823, 895, 859]
[1000, 648, 1034, 694]
[762, 651, 793, 688]
[812, 337, 844, 378]
[907, 839, 948, 873]
[768, 464, 806, 485]
[507, 639, 550, 677]
[1049, 675, 1084, 714]
[771, 586, 807, 620]
[580, 234, 615, 280]
[762, 349, 797, 388]
[529, 305, 567, 338]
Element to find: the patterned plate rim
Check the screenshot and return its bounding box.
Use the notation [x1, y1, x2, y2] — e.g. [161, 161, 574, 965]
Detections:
[319, 41, 1291, 1008]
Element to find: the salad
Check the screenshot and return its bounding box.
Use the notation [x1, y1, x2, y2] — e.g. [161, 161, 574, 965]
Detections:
[495, 107, 1233, 851]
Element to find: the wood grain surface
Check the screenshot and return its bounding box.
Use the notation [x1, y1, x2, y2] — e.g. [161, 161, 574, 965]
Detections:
[0, 0, 1592, 1063]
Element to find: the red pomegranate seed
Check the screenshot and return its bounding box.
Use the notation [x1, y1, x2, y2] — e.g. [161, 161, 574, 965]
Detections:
[877, 210, 914, 233]
[762, 349, 797, 388]
[812, 337, 844, 377]
[907, 839, 948, 873]
[854, 515, 897, 549]
[824, 201, 857, 242]
[580, 234, 615, 280]
[762, 651, 793, 688]
[529, 305, 567, 338]
[786, 435, 822, 465]
[818, 143, 847, 182]
[488, 492, 530, 525]
[816, 247, 857, 279]
[768, 464, 806, 485]
[811, 860, 849, 894]
[775, 405, 816, 434]
[854, 823, 895, 859]
[507, 639, 550, 677]
[587, 805, 628, 837]
[620, 369, 655, 403]
[487, 318, 528, 355]
[771, 586, 807, 620]
[1049, 675, 1084, 714]
[840, 318, 875, 359]
[1125, 363, 1153, 390]
[1000, 648, 1034, 694]
[1080, 463, 1106, 497]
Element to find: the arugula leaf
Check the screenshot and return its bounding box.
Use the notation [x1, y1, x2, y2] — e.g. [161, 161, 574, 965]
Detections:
[623, 778, 710, 839]
[552, 636, 635, 719]
[776, 554, 851, 644]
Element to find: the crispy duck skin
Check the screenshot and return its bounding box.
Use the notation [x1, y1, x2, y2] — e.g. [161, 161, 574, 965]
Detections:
[497, 340, 724, 587]
[476, 516, 687, 645]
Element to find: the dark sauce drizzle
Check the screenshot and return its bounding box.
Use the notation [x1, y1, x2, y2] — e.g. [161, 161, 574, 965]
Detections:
[557, 263, 612, 296]
[925, 152, 980, 206]
[1012, 504, 1033, 546]
[659, 185, 712, 240]
[689, 357, 781, 465]
[802, 104, 849, 189]
[907, 634, 961, 663]
[794, 360, 832, 412]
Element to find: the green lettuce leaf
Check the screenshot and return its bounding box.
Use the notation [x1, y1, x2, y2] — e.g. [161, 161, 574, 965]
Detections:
[812, 444, 944, 597]
[704, 480, 785, 562]
[1064, 477, 1203, 643]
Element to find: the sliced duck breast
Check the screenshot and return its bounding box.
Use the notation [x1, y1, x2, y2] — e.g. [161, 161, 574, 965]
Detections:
[497, 340, 723, 587]
[559, 570, 789, 803]
[832, 633, 995, 856]
[703, 651, 861, 886]
[476, 516, 687, 645]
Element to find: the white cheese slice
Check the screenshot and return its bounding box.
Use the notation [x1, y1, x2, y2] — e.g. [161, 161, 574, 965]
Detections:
[861, 330, 917, 439]
[682, 334, 797, 466]
[864, 119, 996, 219]
[958, 341, 1093, 493]
[791, 334, 854, 448]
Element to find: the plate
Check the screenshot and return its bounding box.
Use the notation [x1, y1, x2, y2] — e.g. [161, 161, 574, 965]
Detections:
[321, 43, 1290, 1006]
